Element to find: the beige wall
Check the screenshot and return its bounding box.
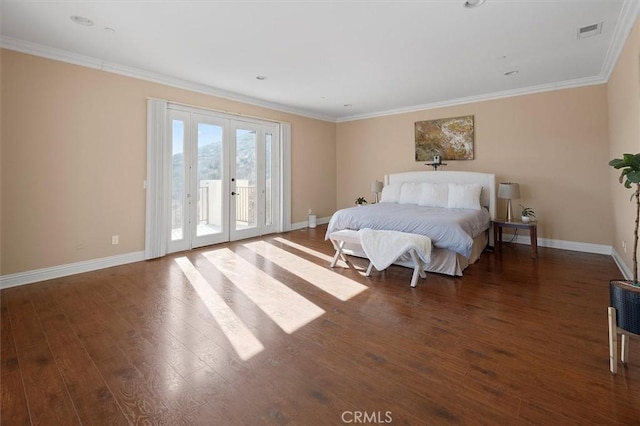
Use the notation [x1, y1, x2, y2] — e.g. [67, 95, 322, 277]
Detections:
[337, 84, 613, 246]
[607, 18, 640, 276]
[1, 49, 336, 275]
[4, 21, 639, 277]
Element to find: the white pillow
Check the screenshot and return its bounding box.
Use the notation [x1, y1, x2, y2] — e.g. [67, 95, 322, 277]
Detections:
[418, 183, 449, 208]
[379, 183, 402, 203]
[447, 183, 482, 210]
[399, 182, 422, 204]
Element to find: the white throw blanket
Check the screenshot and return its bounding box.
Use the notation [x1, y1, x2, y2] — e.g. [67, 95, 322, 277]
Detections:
[358, 228, 432, 271]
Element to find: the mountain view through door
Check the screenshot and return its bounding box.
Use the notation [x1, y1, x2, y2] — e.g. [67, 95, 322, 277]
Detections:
[168, 107, 279, 253]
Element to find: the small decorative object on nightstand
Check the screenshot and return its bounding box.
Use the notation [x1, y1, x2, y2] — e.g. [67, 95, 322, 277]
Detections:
[355, 197, 368, 206]
[492, 217, 538, 259]
[520, 205, 535, 223]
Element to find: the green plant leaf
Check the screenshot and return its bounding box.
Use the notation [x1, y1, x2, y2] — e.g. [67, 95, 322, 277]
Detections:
[610, 154, 640, 190]
[610, 154, 640, 282]
[627, 170, 640, 183]
[610, 158, 626, 168]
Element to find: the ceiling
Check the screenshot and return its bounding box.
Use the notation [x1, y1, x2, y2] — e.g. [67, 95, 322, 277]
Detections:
[1, 1, 638, 122]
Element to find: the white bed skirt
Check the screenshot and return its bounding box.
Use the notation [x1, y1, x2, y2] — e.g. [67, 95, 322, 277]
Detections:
[337, 231, 488, 277]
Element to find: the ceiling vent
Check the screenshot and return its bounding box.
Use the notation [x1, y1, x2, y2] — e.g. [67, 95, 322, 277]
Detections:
[577, 22, 602, 39]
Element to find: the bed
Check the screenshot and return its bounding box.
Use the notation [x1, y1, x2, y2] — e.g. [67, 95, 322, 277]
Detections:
[325, 171, 496, 276]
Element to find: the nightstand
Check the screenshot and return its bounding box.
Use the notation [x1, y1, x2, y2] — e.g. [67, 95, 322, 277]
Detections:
[492, 218, 538, 259]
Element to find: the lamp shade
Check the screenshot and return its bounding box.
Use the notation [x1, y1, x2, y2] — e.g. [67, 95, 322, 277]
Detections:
[370, 180, 383, 193]
[498, 182, 520, 199]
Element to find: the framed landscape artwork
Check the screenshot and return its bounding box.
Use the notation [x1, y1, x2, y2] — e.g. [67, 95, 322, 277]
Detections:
[415, 115, 475, 162]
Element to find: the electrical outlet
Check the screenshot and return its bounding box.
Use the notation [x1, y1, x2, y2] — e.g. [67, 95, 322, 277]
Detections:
[112, 235, 119, 245]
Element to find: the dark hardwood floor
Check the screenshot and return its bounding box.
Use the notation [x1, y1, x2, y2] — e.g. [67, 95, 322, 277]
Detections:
[2, 225, 639, 425]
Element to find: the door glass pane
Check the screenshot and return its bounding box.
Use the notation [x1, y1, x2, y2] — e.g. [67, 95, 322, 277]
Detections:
[235, 129, 257, 230]
[196, 123, 223, 237]
[265, 133, 273, 226]
[171, 120, 185, 241]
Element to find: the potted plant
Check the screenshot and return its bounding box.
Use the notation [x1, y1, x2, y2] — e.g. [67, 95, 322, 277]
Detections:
[608, 154, 640, 373]
[520, 205, 535, 223]
[355, 197, 368, 206]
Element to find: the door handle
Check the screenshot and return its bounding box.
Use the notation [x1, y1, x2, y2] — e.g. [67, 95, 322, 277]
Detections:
[231, 191, 237, 196]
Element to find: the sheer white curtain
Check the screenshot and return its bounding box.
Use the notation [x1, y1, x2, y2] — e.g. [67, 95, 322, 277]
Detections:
[281, 122, 292, 232]
[145, 99, 169, 259]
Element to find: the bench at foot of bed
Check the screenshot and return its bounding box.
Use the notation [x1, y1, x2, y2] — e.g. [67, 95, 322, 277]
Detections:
[329, 229, 431, 288]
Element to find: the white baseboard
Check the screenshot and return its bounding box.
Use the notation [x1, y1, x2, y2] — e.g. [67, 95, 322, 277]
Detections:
[611, 247, 633, 280]
[507, 234, 612, 255]
[1, 217, 331, 289]
[507, 234, 631, 277]
[291, 216, 331, 231]
[0, 231, 627, 289]
[0, 251, 145, 289]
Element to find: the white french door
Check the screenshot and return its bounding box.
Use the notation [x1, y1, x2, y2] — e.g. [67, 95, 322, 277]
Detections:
[167, 105, 280, 254]
[230, 121, 280, 241]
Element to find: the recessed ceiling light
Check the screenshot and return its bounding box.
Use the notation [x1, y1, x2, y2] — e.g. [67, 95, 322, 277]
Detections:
[104, 27, 116, 33]
[343, 104, 352, 107]
[463, 0, 486, 8]
[504, 70, 519, 76]
[70, 16, 94, 26]
[256, 75, 267, 80]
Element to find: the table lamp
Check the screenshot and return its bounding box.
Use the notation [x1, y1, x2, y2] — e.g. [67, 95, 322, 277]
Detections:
[498, 182, 520, 222]
[370, 180, 383, 203]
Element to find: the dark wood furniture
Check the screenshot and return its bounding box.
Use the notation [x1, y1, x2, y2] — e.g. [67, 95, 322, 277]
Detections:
[492, 218, 538, 258]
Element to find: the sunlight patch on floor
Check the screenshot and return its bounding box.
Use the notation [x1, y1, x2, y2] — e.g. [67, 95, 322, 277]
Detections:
[244, 241, 367, 301]
[174, 257, 264, 361]
[203, 249, 325, 334]
[273, 237, 347, 267]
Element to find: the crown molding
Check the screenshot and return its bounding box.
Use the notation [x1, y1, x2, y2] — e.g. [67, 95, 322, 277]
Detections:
[337, 0, 640, 123]
[601, 0, 640, 80]
[335, 75, 606, 123]
[0, 36, 337, 123]
[3, 0, 638, 127]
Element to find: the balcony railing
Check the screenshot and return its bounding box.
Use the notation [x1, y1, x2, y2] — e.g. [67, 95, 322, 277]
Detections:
[172, 181, 259, 235]
[234, 185, 256, 224]
[198, 185, 209, 224]
[194, 181, 256, 225]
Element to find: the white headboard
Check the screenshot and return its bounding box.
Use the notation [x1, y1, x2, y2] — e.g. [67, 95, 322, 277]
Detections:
[384, 171, 496, 219]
